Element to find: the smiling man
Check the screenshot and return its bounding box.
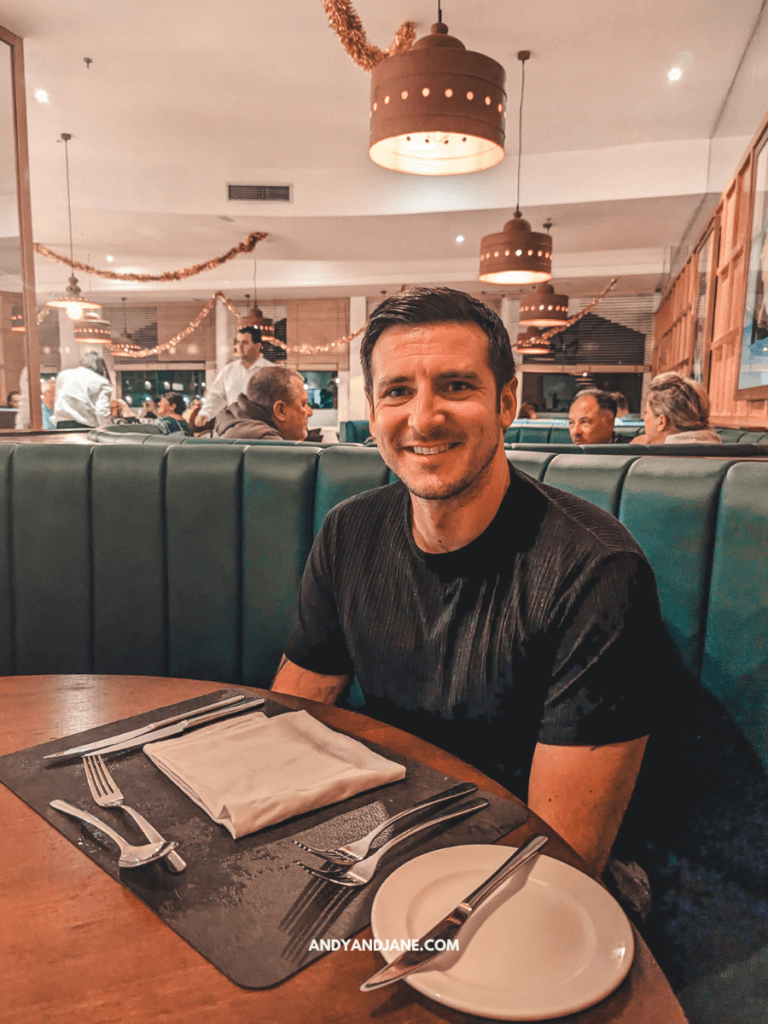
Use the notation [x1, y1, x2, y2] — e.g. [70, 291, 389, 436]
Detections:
[273, 287, 665, 875]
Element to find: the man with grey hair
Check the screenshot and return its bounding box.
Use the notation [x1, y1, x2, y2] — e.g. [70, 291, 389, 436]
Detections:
[568, 389, 626, 445]
[214, 365, 312, 440]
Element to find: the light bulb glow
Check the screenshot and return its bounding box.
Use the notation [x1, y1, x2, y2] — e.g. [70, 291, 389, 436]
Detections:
[66, 303, 84, 320]
[456, 235, 465, 243]
[668, 67, 682, 82]
[34, 89, 49, 103]
[106, 255, 114, 262]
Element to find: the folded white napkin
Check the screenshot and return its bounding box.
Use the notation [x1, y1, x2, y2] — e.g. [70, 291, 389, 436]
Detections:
[144, 710, 406, 838]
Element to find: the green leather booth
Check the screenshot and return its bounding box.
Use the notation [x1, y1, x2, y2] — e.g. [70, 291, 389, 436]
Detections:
[1, 439, 765, 1016]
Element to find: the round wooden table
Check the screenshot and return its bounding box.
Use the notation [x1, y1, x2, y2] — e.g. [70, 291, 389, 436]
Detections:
[0, 676, 687, 1024]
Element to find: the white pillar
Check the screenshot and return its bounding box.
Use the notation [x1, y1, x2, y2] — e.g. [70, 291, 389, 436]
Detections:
[502, 296, 523, 409]
[213, 300, 231, 385]
[58, 310, 78, 370]
[346, 295, 368, 422]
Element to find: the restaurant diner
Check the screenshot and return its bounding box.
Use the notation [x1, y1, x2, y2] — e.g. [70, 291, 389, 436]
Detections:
[1, 3, 767, 1024]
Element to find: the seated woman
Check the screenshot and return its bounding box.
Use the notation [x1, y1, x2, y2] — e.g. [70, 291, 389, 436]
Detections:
[630, 372, 721, 445]
[157, 392, 194, 435]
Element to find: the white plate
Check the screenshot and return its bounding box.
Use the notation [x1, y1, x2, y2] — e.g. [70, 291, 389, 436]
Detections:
[370, 844, 634, 1021]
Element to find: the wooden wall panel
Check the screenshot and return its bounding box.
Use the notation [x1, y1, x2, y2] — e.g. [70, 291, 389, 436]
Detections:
[284, 298, 350, 372]
[653, 108, 768, 429]
[0, 290, 26, 402]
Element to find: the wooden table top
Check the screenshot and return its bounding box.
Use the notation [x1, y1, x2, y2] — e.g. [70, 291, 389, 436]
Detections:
[0, 675, 687, 1024]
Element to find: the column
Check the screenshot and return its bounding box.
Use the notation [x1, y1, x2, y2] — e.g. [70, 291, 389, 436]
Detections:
[345, 295, 368, 424]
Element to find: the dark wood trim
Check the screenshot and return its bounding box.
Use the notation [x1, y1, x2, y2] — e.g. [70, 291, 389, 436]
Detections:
[734, 125, 768, 402]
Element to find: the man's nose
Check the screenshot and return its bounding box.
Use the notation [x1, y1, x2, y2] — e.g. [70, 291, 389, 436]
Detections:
[408, 388, 445, 436]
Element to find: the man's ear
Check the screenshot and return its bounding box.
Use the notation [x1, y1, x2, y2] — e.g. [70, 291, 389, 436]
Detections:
[272, 400, 286, 423]
[500, 377, 518, 428]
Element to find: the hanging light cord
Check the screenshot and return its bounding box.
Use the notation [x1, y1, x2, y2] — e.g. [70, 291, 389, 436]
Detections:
[62, 135, 75, 265]
[516, 56, 527, 215]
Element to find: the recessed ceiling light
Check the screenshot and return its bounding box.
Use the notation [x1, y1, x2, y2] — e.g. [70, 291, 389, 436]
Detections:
[668, 67, 682, 82]
[106, 255, 114, 262]
[34, 89, 49, 103]
[456, 235, 465, 243]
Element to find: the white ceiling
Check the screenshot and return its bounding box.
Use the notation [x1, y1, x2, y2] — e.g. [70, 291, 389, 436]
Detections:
[1, 0, 765, 303]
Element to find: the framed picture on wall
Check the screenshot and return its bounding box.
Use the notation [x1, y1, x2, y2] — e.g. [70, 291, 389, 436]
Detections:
[736, 132, 768, 398]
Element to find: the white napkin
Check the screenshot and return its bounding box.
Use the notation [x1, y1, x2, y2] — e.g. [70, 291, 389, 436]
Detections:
[144, 710, 406, 838]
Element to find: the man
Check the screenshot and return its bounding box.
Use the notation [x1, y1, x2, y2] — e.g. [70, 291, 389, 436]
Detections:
[273, 287, 665, 876]
[214, 365, 312, 440]
[610, 391, 631, 419]
[157, 392, 194, 435]
[568, 389, 626, 444]
[191, 326, 272, 430]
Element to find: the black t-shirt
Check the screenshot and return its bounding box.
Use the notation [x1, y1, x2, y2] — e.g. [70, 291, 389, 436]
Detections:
[284, 465, 664, 797]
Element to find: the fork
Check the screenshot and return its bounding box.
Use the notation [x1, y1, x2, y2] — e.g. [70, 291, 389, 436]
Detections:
[50, 799, 178, 869]
[294, 781, 478, 865]
[296, 798, 489, 887]
[82, 753, 187, 873]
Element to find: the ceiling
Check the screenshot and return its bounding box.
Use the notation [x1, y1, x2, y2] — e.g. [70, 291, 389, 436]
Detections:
[1, 0, 766, 304]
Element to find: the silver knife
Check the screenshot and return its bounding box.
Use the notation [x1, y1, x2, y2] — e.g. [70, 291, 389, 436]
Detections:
[89, 698, 266, 755]
[360, 834, 549, 992]
[44, 694, 253, 760]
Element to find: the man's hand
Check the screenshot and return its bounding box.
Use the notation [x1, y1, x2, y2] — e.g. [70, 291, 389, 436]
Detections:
[271, 655, 349, 704]
[527, 736, 648, 876]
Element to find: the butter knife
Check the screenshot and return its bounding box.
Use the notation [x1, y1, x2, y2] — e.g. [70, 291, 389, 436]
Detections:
[360, 833, 549, 992]
[44, 695, 263, 761]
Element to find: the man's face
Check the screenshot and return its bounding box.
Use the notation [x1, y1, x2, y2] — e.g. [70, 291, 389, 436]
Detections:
[9, 394, 19, 409]
[278, 378, 313, 440]
[568, 395, 614, 444]
[235, 332, 262, 365]
[110, 400, 121, 418]
[368, 321, 517, 500]
[157, 396, 172, 416]
[42, 383, 55, 410]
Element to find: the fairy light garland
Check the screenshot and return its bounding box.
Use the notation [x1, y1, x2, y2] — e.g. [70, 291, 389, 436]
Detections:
[322, 0, 415, 72]
[33, 232, 268, 283]
[538, 278, 618, 342]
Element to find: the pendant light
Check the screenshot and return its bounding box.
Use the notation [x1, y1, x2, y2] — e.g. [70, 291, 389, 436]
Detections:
[46, 134, 101, 320]
[514, 326, 551, 355]
[239, 262, 276, 341]
[479, 53, 553, 284]
[369, 5, 506, 175]
[113, 297, 134, 351]
[74, 310, 112, 344]
[519, 279, 570, 328]
[10, 305, 25, 331]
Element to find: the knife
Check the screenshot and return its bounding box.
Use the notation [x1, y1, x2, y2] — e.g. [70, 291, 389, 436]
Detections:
[360, 833, 549, 992]
[43, 695, 262, 761]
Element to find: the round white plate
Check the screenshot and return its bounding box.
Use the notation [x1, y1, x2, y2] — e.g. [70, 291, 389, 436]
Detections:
[370, 844, 634, 1021]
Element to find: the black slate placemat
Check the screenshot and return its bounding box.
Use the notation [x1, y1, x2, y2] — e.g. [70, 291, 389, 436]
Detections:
[0, 690, 527, 988]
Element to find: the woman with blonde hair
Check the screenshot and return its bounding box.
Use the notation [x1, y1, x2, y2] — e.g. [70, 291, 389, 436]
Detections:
[631, 372, 721, 445]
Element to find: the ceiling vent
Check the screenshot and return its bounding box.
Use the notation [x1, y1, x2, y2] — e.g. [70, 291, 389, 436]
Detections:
[227, 184, 292, 202]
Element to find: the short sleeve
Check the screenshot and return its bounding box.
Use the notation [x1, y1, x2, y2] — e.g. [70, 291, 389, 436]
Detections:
[283, 513, 354, 676]
[537, 551, 664, 746]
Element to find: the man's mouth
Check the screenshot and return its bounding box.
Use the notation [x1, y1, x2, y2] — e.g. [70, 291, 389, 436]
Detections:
[403, 442, 457, 455]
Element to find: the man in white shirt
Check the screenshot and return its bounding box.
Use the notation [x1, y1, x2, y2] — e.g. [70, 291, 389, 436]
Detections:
[192, 327, 272, 430]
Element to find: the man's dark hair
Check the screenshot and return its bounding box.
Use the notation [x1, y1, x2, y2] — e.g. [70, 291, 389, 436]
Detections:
[570, 388, 617, 417]
[247, 365, 304, 410]
[237, 325, 262, 344]
[162, 391, 187, 415]
[81, 351, 110, 379]
[360, 287, 515, 403]
[6, 391, 19, 405]
[610, 391, 629, 411]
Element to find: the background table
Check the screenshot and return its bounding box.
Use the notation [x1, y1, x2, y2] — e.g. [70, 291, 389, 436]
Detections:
[0, 675, 688, 1024]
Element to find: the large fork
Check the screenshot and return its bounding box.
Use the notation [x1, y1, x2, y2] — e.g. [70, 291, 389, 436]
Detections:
[82, 753, 187, 873]
[294, 781, 478, 865]
[297, 798, 489, 887]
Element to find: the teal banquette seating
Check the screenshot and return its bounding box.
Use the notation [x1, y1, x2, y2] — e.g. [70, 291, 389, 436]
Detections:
[1, 439, 766, 1019]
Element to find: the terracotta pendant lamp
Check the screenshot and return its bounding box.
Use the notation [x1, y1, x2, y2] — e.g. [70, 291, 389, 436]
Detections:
[10, 305, 25, 331]
[239, 276, 275, 342]
[515, 326, 551, 355]
[479, 52, 554, 284]
[369, 7, 506, 176]
[46, 134, 101, 321]
[518, 280, 570, 328]
[74, 309, 112, 344]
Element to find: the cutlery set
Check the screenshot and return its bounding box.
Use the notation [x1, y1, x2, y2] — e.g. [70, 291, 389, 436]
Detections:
[43, 693, 550, 995]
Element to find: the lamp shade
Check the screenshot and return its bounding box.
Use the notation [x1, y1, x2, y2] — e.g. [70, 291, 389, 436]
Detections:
[46, 275, 101, 320]
[479, 211, 552, 284]
[369, 22, 506, 175]
[518, 282, 570, 327]
[240, 304, 275, 341]
[73, 309, 112, 344]
[515, 326, 551, 355]
[10, 305, 25, 332]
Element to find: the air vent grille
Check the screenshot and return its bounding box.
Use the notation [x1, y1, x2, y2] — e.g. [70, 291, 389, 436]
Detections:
[227, 184, 291, 202]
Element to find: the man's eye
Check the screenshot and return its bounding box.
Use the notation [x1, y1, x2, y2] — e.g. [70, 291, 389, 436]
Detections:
[383, 387, 408, 398]
[446, 381, 471, 392]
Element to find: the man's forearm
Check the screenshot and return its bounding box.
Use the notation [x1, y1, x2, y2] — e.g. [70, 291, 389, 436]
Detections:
[271, 655, 349, 704]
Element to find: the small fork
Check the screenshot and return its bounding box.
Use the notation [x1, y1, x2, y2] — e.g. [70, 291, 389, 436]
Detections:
[294, 781, 478, 865]
[297, 798, 489, 888]
[82, 753, 187, 873]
